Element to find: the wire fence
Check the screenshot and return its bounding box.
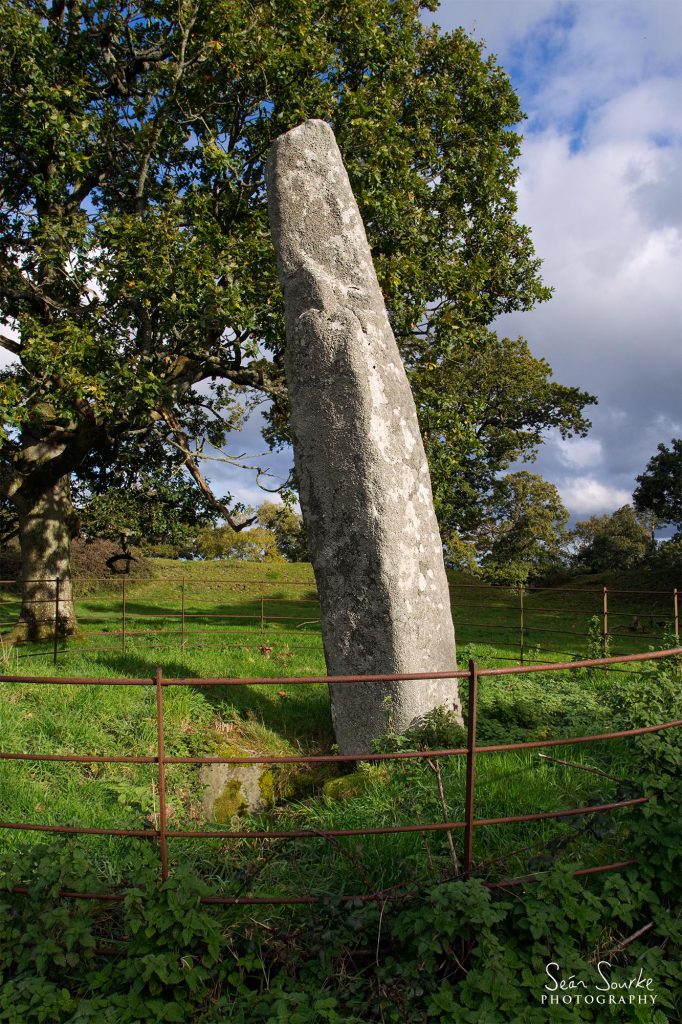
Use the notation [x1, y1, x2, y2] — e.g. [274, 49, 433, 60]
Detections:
[1, 647, 680, 908]
[0, 574, 679, 666]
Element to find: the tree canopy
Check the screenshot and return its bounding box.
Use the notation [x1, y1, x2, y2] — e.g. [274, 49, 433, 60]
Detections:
[571, 505, 653, 574]
[0, 0, 597, 630]
[476, 471, 569, 585]
[193, 522, 283, 562]
[0, 2, 549, 482]
[421, 333, 595, 542]
[633, 439, 682, 538]
[256, 501, 308, 562]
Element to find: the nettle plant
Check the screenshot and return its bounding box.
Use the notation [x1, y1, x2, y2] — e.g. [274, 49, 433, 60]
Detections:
[0, 656, 680, 1022]
[0, 768, 680, 1023]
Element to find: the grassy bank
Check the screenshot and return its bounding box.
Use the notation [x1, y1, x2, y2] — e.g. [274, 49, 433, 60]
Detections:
[1, 557, 675, 892]
[1, 561, 680, 1022]
[0, 557, 679, 890]
[1, 644, 678, 897]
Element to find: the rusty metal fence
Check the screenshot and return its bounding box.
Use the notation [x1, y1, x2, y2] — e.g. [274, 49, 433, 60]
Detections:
[0, 575, 679, 666]
[1, 647, 681, 907]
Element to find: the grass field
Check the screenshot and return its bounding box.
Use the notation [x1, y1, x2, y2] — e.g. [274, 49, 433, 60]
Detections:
[0, 558, 680, 906]
[1, 556, 677, 672]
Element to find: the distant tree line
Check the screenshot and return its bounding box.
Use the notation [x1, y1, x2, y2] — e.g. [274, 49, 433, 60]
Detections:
[442, 438, 682, 585]
[42, 438, 675, 590]
[1, 440, 678, 592]
[75, 494, 308, 565]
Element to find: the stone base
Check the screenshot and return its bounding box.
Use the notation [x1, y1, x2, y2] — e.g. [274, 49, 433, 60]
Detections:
[199, 763, 274, 821]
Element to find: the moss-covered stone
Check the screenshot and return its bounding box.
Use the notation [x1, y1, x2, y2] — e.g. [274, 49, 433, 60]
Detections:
[276, 761, 339, 800]
[323, 772, 372, 802]
[201, 719, 346, 819]
[212, 779, 247, 821]
[200, 763, 268, 820]
[258, 769, 275, 805]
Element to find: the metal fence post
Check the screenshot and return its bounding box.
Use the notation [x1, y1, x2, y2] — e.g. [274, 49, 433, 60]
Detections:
[180, 579, 186, 651]
[463, 658, 479, 877]
[603, 586, 609, 649]
[674, 588, 679, 640]
[121, 578, 126, 654]
[52, 577, 60, 666]
[260, 587, 265, 634]
[519, 587, 525, 665]
[155, 667, 169, 882]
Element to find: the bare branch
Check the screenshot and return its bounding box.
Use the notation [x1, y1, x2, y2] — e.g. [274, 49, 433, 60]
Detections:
[162, 430, 270, 471]
[159, 407, 255, 530]
[0, 331, 21, 357]
[537, 753, 626, 783]
[255, 468, 290, 493]
[427, 758, 460, 875]
[605, 921, 655, 956]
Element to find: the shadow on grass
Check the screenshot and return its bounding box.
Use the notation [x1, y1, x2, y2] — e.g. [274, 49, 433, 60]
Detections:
[86, 649, 334, 748]
[75, 594, 321, 632]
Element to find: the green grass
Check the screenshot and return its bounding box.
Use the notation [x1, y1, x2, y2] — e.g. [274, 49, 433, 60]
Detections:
[197, 739, 629, 898]
[448, 576, 677, 662]
[0, 556, 676, 674]
[0, 558, 679, 905]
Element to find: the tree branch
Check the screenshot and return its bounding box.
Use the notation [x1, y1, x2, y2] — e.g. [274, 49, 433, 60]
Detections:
[0, 331, 21, 357]
[159, 407, 255, 531]
[0, 262, 68, 317]
[165, 350, 286, 402]
[208, 360, 287, 400]
[0, 524, 20, 546]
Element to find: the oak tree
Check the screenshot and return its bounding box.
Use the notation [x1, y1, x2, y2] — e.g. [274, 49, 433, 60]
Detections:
[1, 0, 564, 635]
[418, 332, 595, 546]
[633, 439, 682, 539]
[571, 505, 653, 574]
[476, 471, 569, 585]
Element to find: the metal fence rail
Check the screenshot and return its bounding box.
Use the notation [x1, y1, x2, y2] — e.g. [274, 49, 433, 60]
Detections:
[0, 576, 679, 666]
[1, 647, 680, 906]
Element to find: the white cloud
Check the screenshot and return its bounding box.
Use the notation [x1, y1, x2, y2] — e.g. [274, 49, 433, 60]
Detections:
[554, 436, 603, 470]
[499, 125, 682, 420]
[525, 1, 682, 125]
[512, 131, 681, 281]
[558, 476, 632, 516]
[428, 1, 682, 520]
[425, 0, 559, 56]
[589, 76, 682, 145]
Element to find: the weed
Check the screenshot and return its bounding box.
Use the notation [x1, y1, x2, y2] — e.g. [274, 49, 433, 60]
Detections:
[0, 635, 17, 673]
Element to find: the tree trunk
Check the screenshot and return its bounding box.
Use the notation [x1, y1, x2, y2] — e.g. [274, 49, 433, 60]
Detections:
[15, 475, 76, 641]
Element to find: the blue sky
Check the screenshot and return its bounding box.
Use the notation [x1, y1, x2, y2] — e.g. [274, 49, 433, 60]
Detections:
[215, 0, 682, 523]
[427, 0, 682, 519]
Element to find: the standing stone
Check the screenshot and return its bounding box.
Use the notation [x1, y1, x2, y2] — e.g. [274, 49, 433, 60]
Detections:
[266, 119, 460, 755]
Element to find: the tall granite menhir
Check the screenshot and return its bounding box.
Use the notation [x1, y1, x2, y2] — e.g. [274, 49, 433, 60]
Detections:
[266, 119, 461, 755]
